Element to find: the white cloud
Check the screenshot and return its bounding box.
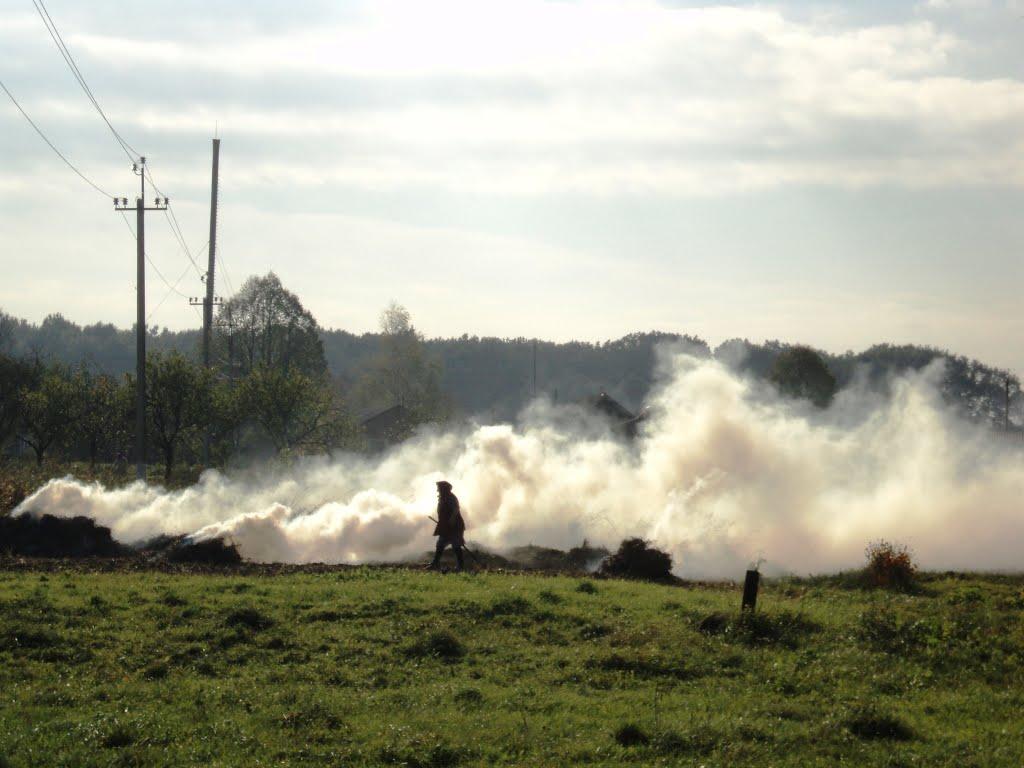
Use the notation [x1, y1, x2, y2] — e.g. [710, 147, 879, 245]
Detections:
[34, 1, 1018, 194]
[4, 2, 1024, 373]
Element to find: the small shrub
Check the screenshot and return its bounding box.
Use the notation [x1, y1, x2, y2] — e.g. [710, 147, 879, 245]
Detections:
[864, 540, 917, 591]
[576, 581, 598, 594]
[538, 590, 563, 605]
[614, 723, 650, 747]
[599, 538, 672, 580]
[845, 707, 914, 741]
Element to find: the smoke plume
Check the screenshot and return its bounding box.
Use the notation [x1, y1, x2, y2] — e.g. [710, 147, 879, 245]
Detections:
[15, 352, 1024, 577]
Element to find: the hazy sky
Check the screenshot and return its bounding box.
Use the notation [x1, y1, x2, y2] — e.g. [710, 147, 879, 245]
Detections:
[2, 0, 1022, 372]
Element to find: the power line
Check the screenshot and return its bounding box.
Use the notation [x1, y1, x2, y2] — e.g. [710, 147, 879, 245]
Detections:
[0, 76, 111, 197]
[148, 260, 194, 322]
[120, 211, 191, 301]
[163, 208, 204, 278]
[31, 0, 139, 163]
[218, 247, 235, 297]
[143, 166, 205, 277]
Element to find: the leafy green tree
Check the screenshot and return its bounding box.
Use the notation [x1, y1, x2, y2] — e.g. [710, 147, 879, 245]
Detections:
[74, 370, 131, 468]
[145, 352, 214, 480]
[18, 362, 83, 465]
[356, 302, 450, 425]
[238, 366, 351, 455]
[0, 354, 39, 460]
[768, 346, 837, 408]
[206, 378, 246, 465]
[213, 272, 326, 378]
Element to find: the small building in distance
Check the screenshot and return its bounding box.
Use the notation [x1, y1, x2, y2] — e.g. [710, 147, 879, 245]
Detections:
[360, 404, 415, 451]
[584, 390, 635, 423]
[582, 390, 647, 439]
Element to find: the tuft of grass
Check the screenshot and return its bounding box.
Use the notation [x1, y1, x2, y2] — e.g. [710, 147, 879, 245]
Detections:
[304, 609, 342, 622]
[279, 702, 340, 731]
[100, 724, 137, 749]
[142, 661, 169, 680]
[379, 741, 466, 767]
[485, 596, 532, 616]
[651, 729, 720, 756]
[453, 688, 483, 707]
[858, 606, 930, 655]
[696, 610, 818, 648]
[223, 606, 273, 631]
[575, 581, 598, 594]
[593, 652, 695, 680]
[614, 723, 650, 747]
[845, 707, 914, 741]
[405, 630, 466, 662]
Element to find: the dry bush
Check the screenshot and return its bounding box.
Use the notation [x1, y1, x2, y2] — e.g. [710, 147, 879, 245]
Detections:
[864, 540, 917, 591]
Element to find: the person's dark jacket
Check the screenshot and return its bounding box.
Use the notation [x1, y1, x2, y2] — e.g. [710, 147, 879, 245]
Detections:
[434, 492, 465, 543]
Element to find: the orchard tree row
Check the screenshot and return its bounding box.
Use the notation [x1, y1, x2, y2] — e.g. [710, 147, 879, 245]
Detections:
[0, 273, 451, 480]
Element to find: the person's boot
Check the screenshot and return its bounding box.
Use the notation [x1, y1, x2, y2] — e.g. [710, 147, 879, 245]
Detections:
[454, 547, 465, 572]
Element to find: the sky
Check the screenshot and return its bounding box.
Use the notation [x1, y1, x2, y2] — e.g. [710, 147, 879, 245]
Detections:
[1, 0, 1022, 373]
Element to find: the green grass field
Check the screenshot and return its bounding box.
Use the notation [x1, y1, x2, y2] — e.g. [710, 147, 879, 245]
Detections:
[1, 567, 1023, 767]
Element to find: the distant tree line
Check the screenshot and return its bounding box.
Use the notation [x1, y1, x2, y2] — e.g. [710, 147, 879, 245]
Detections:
[2, 277, 1021, 436]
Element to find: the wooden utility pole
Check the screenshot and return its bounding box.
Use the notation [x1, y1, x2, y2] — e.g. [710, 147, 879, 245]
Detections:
[532, 339, 537, 398]
[191, 138, 221, 464]
[203, 138, 220, 369]
[114, 158, 167, 480]
[1006, 377, 1012, 432]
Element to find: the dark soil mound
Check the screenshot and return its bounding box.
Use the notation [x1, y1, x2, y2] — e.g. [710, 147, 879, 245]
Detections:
[0, 513, 126, 558]
[507, 545, 573, 570]
[165, 537, 242, 565]
[599, 538, 672, 580]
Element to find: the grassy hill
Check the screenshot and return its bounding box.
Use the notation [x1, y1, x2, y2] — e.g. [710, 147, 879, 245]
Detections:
[1, 567, 1022, 767]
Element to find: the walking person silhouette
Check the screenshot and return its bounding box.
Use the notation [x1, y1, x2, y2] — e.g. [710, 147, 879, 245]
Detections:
[429, 480, 465, 572]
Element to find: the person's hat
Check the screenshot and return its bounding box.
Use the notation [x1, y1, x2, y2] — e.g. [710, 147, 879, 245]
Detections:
[436, 480, 452, 491]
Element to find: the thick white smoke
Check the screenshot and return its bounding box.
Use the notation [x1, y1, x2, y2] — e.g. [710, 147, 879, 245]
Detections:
[15, 352, 1024, 577]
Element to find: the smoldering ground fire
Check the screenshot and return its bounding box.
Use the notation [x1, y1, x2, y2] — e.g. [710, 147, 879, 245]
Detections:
[13, 352, 1024, 577]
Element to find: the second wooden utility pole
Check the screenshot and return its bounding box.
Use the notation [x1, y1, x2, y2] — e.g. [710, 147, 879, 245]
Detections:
[201, 138, 221, 464]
